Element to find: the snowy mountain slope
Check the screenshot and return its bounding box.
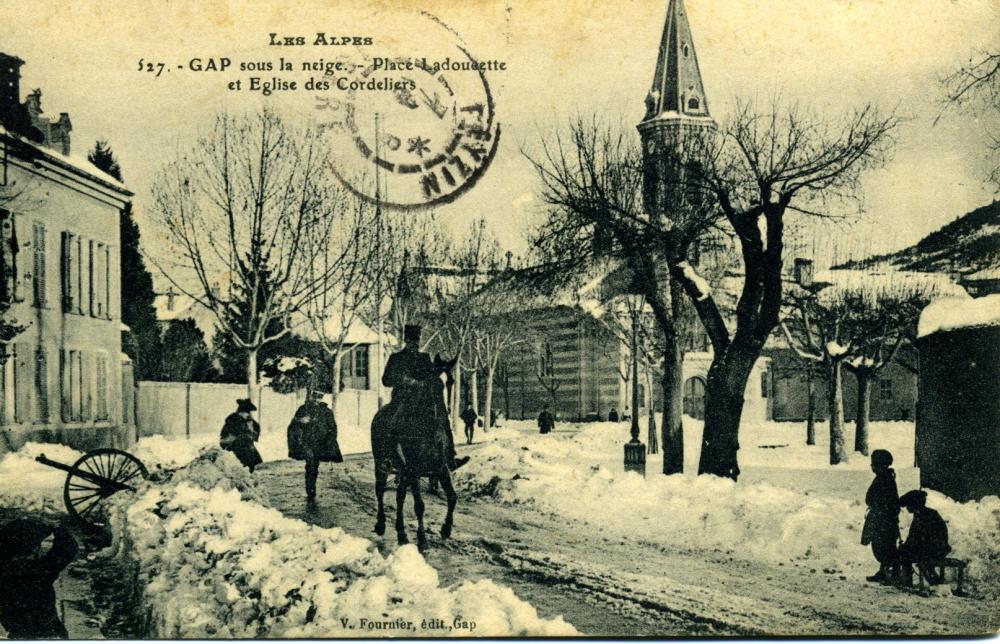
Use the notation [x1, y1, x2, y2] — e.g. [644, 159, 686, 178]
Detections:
[841, 201, 1000, 275]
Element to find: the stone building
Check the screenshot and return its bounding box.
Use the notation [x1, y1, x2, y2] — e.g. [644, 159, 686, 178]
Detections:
[0, 52, 134, 453]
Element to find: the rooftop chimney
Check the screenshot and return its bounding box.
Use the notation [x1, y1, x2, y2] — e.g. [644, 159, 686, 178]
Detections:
[0, 52, 29, 135]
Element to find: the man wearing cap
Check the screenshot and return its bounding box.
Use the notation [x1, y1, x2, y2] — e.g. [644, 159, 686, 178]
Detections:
[382, 324, 469, 471]
[0, 518, 78, 638]
[220, 398, 264, 472]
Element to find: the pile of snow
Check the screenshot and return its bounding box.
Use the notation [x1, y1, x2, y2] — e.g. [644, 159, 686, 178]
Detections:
[456, 423, 1000, 597]
[918, 294, 1000, 338]
[107, 448, 576, 638]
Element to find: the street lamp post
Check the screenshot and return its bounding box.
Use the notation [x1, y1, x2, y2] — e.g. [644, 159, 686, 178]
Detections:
[623, 296, 646, 474]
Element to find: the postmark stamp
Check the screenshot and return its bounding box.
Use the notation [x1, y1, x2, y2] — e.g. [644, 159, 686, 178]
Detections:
[319, 14, 502, 211]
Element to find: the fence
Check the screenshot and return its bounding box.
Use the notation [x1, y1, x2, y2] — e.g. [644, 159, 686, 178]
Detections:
[137, 381, 379, 440]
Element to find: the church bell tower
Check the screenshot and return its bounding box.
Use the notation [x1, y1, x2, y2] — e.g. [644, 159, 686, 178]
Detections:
[637, 0, 716, 215]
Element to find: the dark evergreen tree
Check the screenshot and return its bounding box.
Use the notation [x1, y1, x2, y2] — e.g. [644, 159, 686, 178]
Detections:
[87, 140, 163, 380]
[159, 319, 219, 382]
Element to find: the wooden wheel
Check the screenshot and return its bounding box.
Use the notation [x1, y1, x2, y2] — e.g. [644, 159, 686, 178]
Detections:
[63, 448, 149, 526]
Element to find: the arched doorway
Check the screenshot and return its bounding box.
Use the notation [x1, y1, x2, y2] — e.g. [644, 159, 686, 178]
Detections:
[683, 376, 706, 420]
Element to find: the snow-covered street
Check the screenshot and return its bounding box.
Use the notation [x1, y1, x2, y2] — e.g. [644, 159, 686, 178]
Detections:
[254, 419, 999, 636]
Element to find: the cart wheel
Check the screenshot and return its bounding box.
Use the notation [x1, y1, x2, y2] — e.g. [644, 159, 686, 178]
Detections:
[64, 448, 149, 526]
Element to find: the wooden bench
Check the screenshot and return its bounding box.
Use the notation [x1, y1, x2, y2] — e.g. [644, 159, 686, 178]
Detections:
[916, 557, 967, 595]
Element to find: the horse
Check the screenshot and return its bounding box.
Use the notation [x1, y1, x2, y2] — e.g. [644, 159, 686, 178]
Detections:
[370, 355, 458, 550]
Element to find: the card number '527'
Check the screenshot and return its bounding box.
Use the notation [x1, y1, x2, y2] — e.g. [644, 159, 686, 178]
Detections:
[137, 59, 167, 77]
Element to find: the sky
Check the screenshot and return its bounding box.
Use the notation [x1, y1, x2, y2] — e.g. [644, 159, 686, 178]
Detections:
[4, 0, 998, 278]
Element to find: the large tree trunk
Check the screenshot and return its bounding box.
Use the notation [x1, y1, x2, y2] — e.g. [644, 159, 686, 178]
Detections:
[806, 363, 817, 446]
[698, 346, 756, 480]
[828, 359, 848, 465]
[484, 362, 495, 429]
[854, 367, 872, 456]
[330, 350, 343, 409]
[661, 333, 684, 474]
[246, 348, 258, 404]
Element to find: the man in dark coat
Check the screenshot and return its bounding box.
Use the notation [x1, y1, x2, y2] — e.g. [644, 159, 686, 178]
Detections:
[861, 449, 900, 583]
[220, 398, 263, 472]
[460, 403, 478, 445]
[0, 519, 78, 638]
[288, 389, 343, 502]
[608, 406, 619, 422]
[382, 324, 468, 470]
[537, 405, 555, 434]
[897, 489, 951, 586]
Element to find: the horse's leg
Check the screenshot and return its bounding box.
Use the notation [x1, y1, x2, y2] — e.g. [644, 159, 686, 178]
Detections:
[411, 477, 427, 552]
[374, 460, 387, 536]
[439, 469, 458, 540]
[395, 472, 409, 546]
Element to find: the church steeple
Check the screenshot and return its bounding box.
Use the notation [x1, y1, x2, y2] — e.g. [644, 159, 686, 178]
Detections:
[641, 0, 711, 123]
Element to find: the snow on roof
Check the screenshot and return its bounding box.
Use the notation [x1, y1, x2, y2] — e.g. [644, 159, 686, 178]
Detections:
[0, 125, 131, 195]
[291, 312, 396, 347]
[918, 294, 1000, 339]
[813, 268, 967, 307]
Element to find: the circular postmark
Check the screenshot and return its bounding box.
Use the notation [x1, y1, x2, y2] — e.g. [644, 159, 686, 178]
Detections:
[319, 14, 501, 211]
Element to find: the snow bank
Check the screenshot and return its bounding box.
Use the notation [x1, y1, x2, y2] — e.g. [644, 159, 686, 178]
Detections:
[918, 294, 1000, 338]
[456, 423, 1000, 598]
[107, 448, 576, 638]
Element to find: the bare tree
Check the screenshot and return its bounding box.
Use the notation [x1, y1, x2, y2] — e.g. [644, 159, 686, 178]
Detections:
[149, 111, 343, 401]
[939, 51, 1000, 189]
[526, 119, 715, 475]
[669, 99, 900, 479]
[301, 189, 378, 408]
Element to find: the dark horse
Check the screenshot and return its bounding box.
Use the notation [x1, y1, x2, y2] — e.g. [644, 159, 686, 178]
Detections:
[370, 355, 458, 550]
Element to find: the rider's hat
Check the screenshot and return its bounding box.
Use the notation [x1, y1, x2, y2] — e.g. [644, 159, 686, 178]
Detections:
[404, 324, 422, 344]
[236, 398, 257, 412]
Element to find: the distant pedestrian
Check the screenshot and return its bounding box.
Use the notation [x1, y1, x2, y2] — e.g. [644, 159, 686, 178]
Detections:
[0, 519, 78, 638]
[537, 405, 555, 434]
[897, 490, 951, 586]
[861, 449, 900, 583]
[220, 398, 263, 473]
[287, 389, 343, 503]
[608, 406, 620, 422]
[461, 403, 478, 445]
[622, 406, 631, 421]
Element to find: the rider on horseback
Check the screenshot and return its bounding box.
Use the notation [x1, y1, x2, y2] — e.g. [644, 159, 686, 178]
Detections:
[382, 324, 470, 471]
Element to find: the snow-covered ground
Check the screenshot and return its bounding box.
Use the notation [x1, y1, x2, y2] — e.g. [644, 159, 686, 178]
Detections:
[458, 418, 1000, 598]
[104, 448, 575, 638]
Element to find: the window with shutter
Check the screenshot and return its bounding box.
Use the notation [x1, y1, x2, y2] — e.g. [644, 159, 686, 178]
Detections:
[32, 222, 46, 307]
[34, 347, 48, 422]
[60, 349, 72, 421]
[70, 350, 82, 421]
[1, 209, 18, 305]
[76, 236, 85, 315]
[96, 352, 108, 420]
[14, 342, 32, 423]
[1, 343, 14, 423]
[104, 245, 112, 319]
[61, 232, 74, 312]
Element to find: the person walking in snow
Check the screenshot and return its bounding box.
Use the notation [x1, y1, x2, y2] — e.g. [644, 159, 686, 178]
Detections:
[461, 403, 478, 445]
[861, 449, 900, 583]
[0, 518, 78, 639]
[608, 406, 619, 422]
[537, 405, 555, 434]
[220, 398, 263, 473]
[896, 489, 951, 586]
[288, 389, 343, 503]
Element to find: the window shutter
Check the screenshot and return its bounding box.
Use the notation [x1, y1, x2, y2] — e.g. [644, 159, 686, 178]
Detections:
[61, 232, 72, 312]
[14, 343, 32, 423]
[0, 209, 16, 304]
[105, 245, 114, 319]
[75, 236, 85, 315]
[61, 349, 72, 421]
[81, 351, 92, 422]
[34, 348, 48, 422]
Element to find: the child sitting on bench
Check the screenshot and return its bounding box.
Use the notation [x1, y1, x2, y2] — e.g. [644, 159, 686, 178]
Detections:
[897, 490, 950, 586]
